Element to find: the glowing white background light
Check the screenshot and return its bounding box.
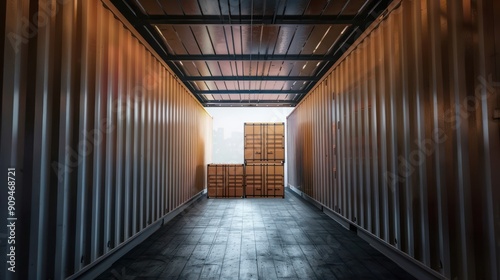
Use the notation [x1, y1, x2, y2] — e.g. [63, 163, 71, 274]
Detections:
[206, 107, 293, 163]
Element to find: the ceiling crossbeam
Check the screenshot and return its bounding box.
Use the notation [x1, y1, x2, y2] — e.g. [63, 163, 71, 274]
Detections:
[168, 54, 333, 61]
[194, 90, 305, 95]
[186, 76, 317, 81]
[140, 15, 360, 25]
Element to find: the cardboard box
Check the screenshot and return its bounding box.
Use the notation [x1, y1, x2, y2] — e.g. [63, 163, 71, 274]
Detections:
[245, 163, 284, 198]
[207, 164, 244, 198]
[244, 123, 285, 163]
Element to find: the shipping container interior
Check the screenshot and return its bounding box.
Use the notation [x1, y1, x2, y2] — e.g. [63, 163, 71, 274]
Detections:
[1, 0, 499, 279]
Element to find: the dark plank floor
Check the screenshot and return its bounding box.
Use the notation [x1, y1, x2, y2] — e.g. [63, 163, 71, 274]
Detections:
[98, 190, 415, 280]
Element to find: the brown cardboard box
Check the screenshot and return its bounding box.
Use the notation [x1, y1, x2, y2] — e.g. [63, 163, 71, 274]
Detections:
[244, 123, 284, 163]
[207, 164, 244, 198]
[245, 163, 284, 198]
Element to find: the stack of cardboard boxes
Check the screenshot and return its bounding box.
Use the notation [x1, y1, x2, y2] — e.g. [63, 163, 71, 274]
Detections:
[207, 122, 285, 198]
[244, 123, 285, 198]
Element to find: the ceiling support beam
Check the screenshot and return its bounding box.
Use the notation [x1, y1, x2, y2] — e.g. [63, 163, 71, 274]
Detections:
[194, 90, 305, 95]
[167, 54, 334, 61]
[140, 15, 360, 25]
[185, 76, 317, 81]
[204, 100, 296, 106]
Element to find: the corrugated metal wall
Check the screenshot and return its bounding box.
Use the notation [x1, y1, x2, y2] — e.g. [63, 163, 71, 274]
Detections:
[0, 0, 212, 279]
[287, 0, 500, 279]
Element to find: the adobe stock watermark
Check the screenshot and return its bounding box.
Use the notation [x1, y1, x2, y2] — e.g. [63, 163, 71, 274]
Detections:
[7, 0, 73, 53]
[384, 74, 500, 189]
[51, 70, 162, 182]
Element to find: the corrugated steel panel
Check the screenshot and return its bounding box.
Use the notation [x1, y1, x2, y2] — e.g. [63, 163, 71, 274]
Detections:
[287, 0, 500, 279]
[0, 0, 212, 279]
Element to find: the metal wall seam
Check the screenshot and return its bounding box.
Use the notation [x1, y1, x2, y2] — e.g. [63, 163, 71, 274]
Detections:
[327, 78, 334, 211]
[316, 86, 320, 202]
[356, 42, 364, 228]
[146, 46, 152, 225]
[181, 87, 185, 204]
[385, 14, 399, 249]
[308, 93, 313, 196]
[310, 89, 315, 198]
[413, 0, 429, 264]
[345, 57, 352, 221]
[177, 80, 182, 205]
[323, 83, 328, 207]
[311, 89, 315, 198]
[185, 88, 189, 202]
[150, 55, 156, 225]
[449, 0, 475, 277]
[170, 75, 175, 212]
[103, 8, 116, 254]
[337, 61, 344, 217]
[156, 56, 162, 221]
[160, 66, 165, 218]
[183, 86, 186, 202]
[170, 73, 175, 212]
[164, 68, 169, 215]
[131, 34, 139, 237]
[123, 18, 132, 242]
[402, 2, 412, 256]
[334, 67, 341, 214]
[360, 38, 369, 231]
[168, 73, 174, 213]
[313, 88, 318, 200]
[367, 27, 377, 238]
[321, 84, 327, 204]
[173, 79, 179, 209]
[114, 18, 124, 249]
[178, 86, 182, 205]
[55, 0, 77, 277]
[92, 0, 104, 262]
[75, 0, 93, 270]
[482, 0, 500, 278]
[320, 83, 326, 205]
[320, 85, 324, 204]
[29, 0, 53, 276]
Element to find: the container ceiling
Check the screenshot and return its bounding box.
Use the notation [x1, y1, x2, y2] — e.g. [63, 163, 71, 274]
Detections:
[110, 0, 392, 107]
